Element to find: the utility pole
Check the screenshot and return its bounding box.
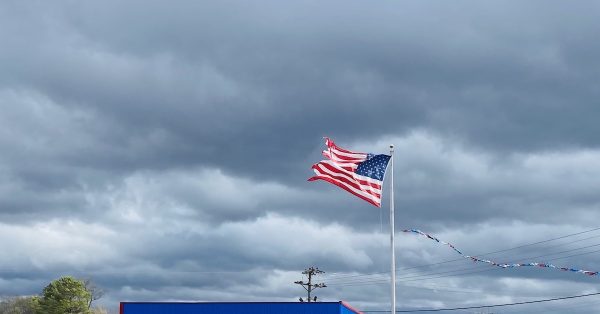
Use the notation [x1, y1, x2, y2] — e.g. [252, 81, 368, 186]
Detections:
[294, 266, 326, 302]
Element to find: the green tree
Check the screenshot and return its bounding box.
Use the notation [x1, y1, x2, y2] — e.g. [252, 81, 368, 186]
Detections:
[38, 276, 91, 314]
[0, 296, 39, 314]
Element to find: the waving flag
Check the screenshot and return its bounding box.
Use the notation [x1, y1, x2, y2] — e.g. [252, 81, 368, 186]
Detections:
[309, 138, 391, 207]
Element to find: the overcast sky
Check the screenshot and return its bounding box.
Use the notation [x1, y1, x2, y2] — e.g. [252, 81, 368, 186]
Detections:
[2, 1, 600, 313]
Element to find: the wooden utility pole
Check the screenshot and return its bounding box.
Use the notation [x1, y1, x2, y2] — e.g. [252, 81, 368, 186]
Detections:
[294, 267, 326, 302]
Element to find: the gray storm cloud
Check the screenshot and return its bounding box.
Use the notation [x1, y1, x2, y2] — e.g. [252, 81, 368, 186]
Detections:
[1, 1, 600, 313]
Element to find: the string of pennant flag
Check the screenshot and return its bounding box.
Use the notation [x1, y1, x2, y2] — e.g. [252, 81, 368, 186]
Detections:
[403, 229, 599, 277]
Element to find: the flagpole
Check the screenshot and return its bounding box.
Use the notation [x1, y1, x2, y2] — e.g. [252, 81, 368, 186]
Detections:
[389, 144, 396, 314]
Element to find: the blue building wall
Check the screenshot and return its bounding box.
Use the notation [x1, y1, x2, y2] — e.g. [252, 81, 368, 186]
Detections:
[120, 301, 362, 314]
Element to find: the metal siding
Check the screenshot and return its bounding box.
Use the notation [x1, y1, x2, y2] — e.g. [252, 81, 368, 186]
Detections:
[121, 302, 345, 314]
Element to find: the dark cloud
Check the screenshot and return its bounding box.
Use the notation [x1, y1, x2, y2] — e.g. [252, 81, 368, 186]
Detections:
[1, 1, 600, 313]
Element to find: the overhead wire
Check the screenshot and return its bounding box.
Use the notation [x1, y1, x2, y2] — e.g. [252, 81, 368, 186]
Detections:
[325, 226, 600, 280]
[326, 233, 600, 287]
[360, 291, 600, 312]
[328, 246, 600, 287]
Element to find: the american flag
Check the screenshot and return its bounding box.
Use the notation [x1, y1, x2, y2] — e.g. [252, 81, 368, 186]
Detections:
[309, 138, 391, 207]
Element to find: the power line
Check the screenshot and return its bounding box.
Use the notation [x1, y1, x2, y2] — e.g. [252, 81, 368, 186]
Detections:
[394, 245, 600, 283]
[325, 226, 600, 282]
[361, 291, 600, 312]
[334, 248, 600, 287]
[326, 231, 600, 286]
[327, 247, 600, 287]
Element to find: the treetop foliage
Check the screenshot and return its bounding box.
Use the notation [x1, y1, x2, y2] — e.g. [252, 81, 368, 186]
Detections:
[0, 276, 104, 314]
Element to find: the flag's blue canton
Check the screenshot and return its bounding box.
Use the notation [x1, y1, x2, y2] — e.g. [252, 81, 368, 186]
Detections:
[355, 154, 391, 181]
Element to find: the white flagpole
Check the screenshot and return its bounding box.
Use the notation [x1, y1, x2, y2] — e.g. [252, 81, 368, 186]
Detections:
[389, 144, 396, 314]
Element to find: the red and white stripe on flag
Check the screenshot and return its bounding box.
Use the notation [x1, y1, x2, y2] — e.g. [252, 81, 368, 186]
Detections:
[309, 138, 388, 207]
